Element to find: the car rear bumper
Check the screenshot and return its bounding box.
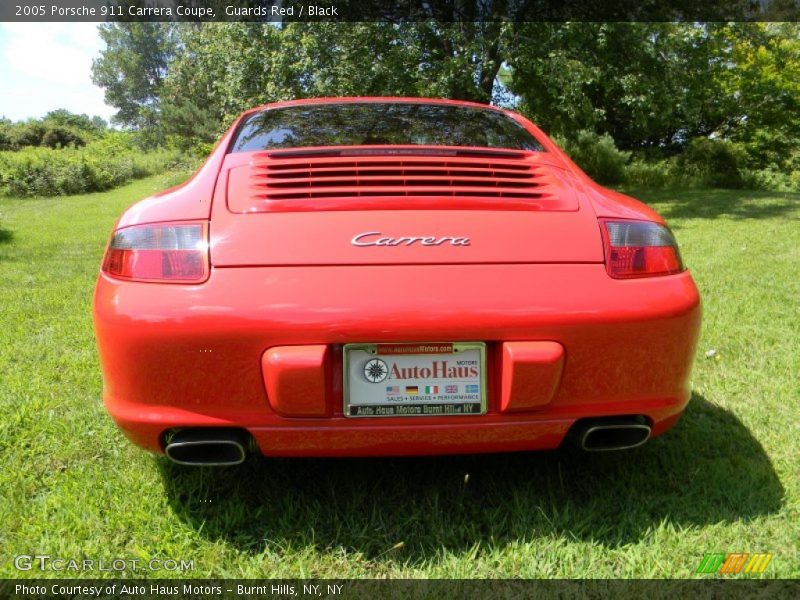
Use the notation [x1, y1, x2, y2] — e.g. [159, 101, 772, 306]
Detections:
[93, 263, 701, 456]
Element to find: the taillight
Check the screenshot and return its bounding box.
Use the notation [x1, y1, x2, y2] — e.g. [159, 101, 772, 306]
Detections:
[600, 219, 684, 279]
[102, 222, 209, 283]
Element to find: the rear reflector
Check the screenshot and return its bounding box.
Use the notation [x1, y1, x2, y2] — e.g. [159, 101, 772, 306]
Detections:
[600, 219, 684, 279]
[102, 222, 208, 283]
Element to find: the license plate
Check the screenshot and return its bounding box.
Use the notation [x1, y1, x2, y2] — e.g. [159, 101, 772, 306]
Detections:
[343, 342, 487, 418]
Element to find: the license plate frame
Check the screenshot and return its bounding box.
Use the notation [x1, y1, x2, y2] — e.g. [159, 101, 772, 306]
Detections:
[343, 342, 487, 418]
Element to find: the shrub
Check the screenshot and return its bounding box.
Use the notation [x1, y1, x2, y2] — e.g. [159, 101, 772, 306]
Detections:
[0, 132, 185, 197]
[676, 138, 748, 188]
[0, 127, 13, 152]
[623, 159, 681, 188]
[740, 167, 800, 192]
[40, 126, 86, 149]
[10, 122, 47, 149]
[43, 109, 107, 138]
[620, 139, 799, 191]
[0, 111, 107, 151]
[555, 130, 630, 185]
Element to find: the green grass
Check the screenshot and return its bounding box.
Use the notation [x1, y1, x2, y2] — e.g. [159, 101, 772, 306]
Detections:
[0, 179, 798, 578]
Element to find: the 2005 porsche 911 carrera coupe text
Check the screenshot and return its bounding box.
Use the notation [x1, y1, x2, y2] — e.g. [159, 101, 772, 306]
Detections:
[93, 98, 701, 465]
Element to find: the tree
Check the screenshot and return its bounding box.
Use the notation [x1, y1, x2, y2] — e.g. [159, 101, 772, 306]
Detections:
[717, 23, 800, 169]
[158, 21, 515, 142]
[91, 19, 800, 168]
[161, 22, 286, 134]
[91, 23, 180, 139]
[505, 23, 737, 150]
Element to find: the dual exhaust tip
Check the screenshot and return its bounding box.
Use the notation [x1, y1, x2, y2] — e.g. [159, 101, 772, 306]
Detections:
[164, 416, 651, 465]
[164, 428, 250, 466]
[570, 416, 652, 451]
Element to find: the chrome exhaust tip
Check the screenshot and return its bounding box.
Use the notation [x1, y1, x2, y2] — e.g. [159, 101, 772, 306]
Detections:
[571, 417, 652, 452]
[164, 429, 249, 466]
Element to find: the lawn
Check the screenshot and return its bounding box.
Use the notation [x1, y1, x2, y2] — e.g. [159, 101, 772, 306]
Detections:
[0, 176, 798, 578]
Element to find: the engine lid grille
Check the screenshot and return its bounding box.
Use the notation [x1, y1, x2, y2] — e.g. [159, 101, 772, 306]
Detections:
[226, 148, 577, 212]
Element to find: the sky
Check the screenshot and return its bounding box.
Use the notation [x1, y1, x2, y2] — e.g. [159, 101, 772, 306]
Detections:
[0, 23, 116, 122]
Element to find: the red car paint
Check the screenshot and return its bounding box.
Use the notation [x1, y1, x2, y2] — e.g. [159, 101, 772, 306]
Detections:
[93, 97, 701, 458]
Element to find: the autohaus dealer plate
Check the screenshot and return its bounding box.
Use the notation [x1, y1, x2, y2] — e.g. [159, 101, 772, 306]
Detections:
[344, 342, 487, 417]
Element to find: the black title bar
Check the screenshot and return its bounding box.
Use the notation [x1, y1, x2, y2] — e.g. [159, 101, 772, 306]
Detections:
[2, 0, 800, 23]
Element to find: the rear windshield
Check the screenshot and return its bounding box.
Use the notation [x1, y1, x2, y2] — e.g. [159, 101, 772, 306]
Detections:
[230, 102, 544, 152]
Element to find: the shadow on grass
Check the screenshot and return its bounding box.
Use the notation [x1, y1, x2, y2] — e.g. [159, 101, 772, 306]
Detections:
[0, 227, 12, 245]
[159, 393, 783, 558]
[622, 188, 799, 221]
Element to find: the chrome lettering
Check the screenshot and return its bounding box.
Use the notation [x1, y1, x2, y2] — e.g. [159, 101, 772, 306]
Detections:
[352, 232, 471, 247]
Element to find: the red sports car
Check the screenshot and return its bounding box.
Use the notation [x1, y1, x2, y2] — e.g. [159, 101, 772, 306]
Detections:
[93, 98, 701, 466]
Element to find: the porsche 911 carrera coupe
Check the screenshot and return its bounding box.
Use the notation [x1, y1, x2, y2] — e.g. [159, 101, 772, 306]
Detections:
[93, 98, 701, 466]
